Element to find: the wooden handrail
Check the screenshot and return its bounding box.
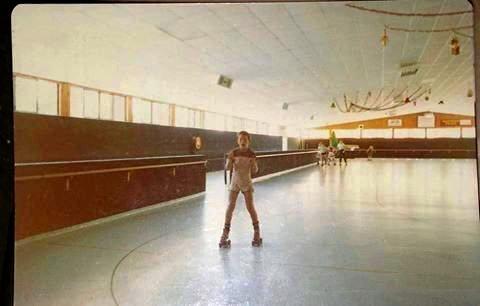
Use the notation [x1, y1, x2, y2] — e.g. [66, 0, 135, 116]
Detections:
[15, 160, 207, 181]
[15, 154, 205, 167]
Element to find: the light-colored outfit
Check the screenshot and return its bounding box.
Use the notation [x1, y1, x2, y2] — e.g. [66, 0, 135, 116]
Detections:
[317, 145, 327, 158]
[337, 142, 345, 150]
[226, 148, 258, 193]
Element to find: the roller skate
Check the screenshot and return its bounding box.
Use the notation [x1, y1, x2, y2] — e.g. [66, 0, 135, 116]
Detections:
[251, 221, 263, 247]
[219, 223, 231, 248]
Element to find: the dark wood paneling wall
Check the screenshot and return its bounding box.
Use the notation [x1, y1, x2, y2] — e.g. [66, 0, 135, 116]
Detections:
[305, 138, 476, 159]
[287, 137, 301, 150]
[15, 155, 206, 240]
[14, 113, 283, 239]
[253, 150, 318, 178]
[224, 150, 318, 185]
[14, 113, 282, 168]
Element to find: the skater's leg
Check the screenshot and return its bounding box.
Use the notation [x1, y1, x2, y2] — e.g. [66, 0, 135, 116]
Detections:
[219, 191, 239, 247]
[224, 190, 240, 224]
[244, 191, 262, 246]
[243, 191, 259, 224]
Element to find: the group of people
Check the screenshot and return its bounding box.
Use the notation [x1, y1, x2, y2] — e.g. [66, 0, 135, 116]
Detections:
[316, 141, 348, 166]
[316, 141, 376, 165]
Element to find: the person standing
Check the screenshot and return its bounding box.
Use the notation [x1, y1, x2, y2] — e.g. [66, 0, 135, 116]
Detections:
[219, 131, 262, 248]
[366, 145, 375, 161]
[337, 140, 347, 165]
[317, 142, 328, 166]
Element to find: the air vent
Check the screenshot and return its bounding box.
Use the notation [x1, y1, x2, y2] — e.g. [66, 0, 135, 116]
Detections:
[218, 75, 233, 88]
[400, 68, 418, 77]
[400, 62, 419, 78]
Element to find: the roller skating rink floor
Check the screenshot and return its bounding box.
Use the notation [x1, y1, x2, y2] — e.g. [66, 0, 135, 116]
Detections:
[15, 159, 480, 306]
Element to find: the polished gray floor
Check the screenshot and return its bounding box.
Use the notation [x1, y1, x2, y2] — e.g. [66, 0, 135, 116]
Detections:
[15, 159, 480, 306]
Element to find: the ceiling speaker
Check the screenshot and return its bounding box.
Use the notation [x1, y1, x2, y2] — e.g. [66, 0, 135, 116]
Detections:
[218, 75, 233, 88]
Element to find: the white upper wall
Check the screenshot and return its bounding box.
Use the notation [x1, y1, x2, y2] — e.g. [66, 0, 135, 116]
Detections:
[11, 2, 475, 128]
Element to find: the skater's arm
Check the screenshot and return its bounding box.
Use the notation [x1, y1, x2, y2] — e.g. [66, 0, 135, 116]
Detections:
[225, 151, 234, 171]
[250, 157, 259, 174]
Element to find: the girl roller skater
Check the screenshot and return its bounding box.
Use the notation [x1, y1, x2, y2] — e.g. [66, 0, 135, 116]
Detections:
[219, 131, 262, 248]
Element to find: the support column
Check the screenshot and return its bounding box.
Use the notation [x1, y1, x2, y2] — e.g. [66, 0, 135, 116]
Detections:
[169, 104, 175, 126]
[471, 0, 480, 219]
[59, 83, 70, 117]
[125, 96, 133, 122]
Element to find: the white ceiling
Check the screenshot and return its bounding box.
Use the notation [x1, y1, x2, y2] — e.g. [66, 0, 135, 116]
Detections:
[12, 1, 475, 128]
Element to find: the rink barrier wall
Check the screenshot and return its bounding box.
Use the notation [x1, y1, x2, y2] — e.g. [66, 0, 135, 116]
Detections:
[15, 155, 207, 240]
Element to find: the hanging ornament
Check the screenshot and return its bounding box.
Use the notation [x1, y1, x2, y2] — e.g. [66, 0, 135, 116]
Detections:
[330, 102, 336, 108]
[310, 115, 315, 120]
[425, 96, 429, 101]
[467, 89, 473, 97]
[413, 100, 417, 106]
[438, 100, 445, 105]
[380, 28, 389, 47]
[404, 97, 411, 103]
[450, 37, 460, 55]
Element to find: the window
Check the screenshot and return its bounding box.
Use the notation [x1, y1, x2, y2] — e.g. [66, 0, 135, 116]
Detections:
[333, 129, 361, 138]
[100, 93, 113, 120]
[225, 116, 234, 132]
[37, 80, 57, 115]
[175, 106, 189, 127]
[14, 77, 37, 113]
[232, 117, 243, 131]
[245, 119, 256, 134]
[131, 97, 151, 124]
[204, 112, 215, 130]
[462, 127, 476, 138]
[70, 86, 84, 118]
[113, 95, 125, 121]
[84, 90, 99, 119]
[427, 128, 461, 138]
[259, 122, 269, 135]
[152, 102, 169, 126]
[362, 129, 393, 138]
[393, 128, 425, 139]
[215, 113, 225, 131]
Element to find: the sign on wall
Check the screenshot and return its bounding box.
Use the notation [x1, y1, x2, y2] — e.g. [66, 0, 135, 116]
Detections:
[418, 115, 435, 128]
[387, 119, 402, 127]
[460, 119, 472, 126]
[440, 119, 460, 126]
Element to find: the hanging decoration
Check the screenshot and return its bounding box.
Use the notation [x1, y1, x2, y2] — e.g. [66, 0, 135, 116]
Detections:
[450, 37, 460, 55]
[384, 24, 473, 33]
[467, 89, 474, 97]
[332, 85, 429, 113]
[380, 25, 471, 55]
[345, 3, 472, 17]
[380, 28, 389, 47]
[438, 100, 445, 105]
